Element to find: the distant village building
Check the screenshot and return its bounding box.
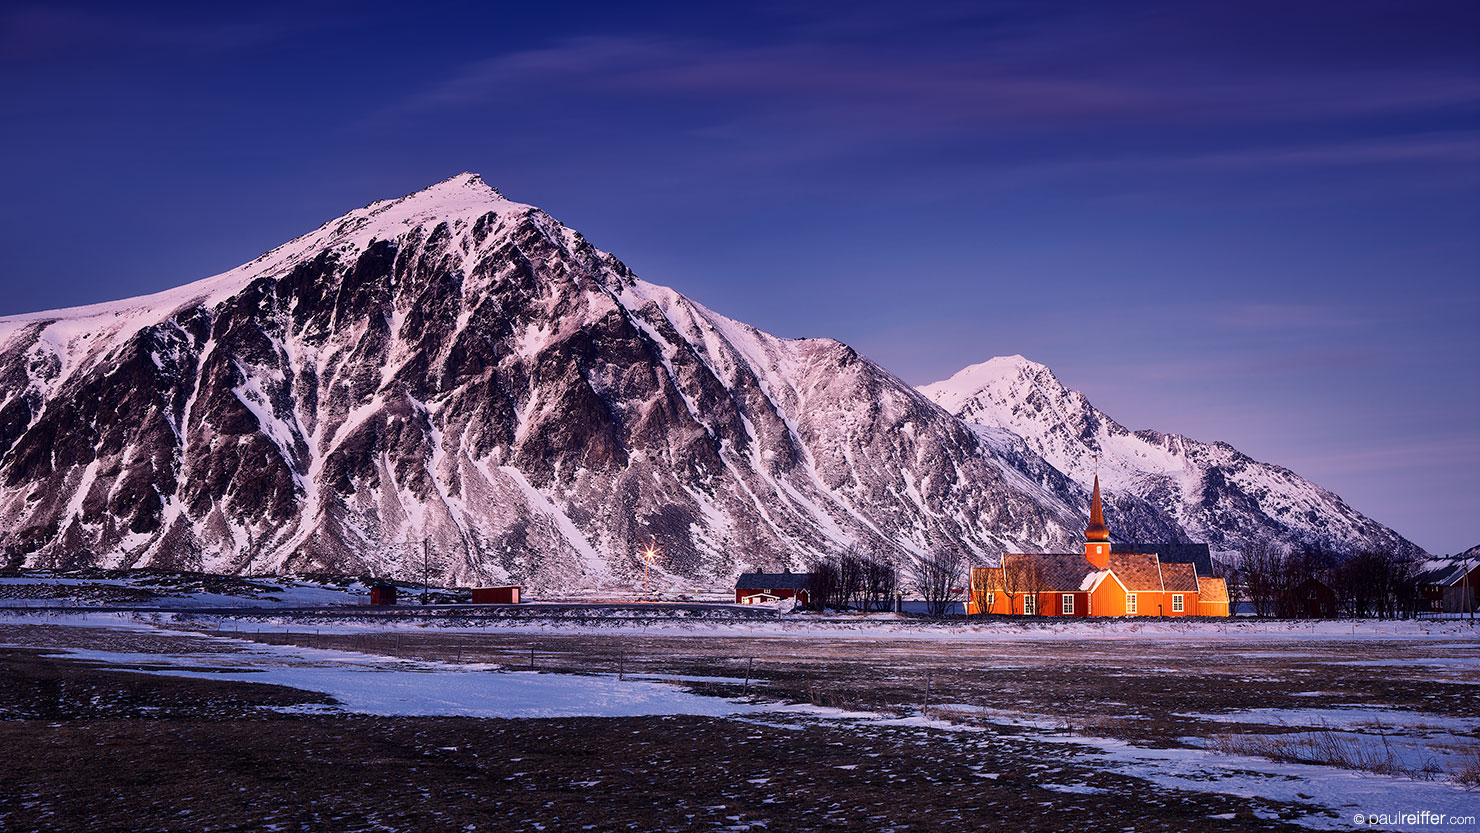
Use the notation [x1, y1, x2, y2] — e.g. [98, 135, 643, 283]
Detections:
[735, 571, 812, 607]
[369, 584, 398, 606]
[1291, 577, 1338, 618]
[968, 476, 1230, 617]
[1414, 556, 1480, 615]
[470, 585, 522, 604]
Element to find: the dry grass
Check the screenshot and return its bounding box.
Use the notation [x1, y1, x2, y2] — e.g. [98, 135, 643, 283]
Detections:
[1212, 727, 1410, 775]
[1454, 745, 1480, 788]
[1212, 726, 1480, 787]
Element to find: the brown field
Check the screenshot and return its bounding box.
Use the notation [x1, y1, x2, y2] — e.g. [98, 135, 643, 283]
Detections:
[0, 619, 1475, 832]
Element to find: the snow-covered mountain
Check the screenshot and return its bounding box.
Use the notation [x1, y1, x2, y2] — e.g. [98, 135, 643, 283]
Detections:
[920, 357, 1424, 559]
[0, 175, 1421, 590]
[0, 174, 1104, 590]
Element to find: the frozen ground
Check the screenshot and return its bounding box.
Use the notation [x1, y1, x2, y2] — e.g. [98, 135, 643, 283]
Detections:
[26, 640, 754, 720]
[0, 609, 1475, 831]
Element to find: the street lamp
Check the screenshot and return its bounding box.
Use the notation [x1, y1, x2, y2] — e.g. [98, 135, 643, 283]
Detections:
[637, 538, 662, 601]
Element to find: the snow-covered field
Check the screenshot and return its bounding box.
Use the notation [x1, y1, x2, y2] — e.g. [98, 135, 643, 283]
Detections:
[2, 609, 1475, 830]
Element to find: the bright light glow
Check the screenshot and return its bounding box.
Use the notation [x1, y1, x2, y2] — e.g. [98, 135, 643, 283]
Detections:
[637, 537, 663, 601]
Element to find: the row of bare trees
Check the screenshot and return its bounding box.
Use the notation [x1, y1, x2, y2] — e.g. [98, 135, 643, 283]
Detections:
[1232, 542, 1420, 619]
[963, 557, 1050, 617]
[911, 549, 965, 616]
[809, 547, 900, 612]
[808, 546, 971, 616]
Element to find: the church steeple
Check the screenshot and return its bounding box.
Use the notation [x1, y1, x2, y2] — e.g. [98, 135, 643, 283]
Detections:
[1084, 473, 1111, 568]
[1086, 474, 1109, 543]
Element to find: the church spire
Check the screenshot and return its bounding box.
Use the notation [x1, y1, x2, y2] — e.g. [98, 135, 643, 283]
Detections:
[1086, 474, 1110, 542]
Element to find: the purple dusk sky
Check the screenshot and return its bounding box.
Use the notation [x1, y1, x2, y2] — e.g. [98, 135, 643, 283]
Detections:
[1, 1, 1476, 553]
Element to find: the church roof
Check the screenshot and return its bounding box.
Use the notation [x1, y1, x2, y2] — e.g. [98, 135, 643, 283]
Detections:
[1107, 552, 1165, 591]
[1114, 542, 1214, 577]
[1198, 577, 1230, 604]
[980, 553, 1100, 593]
[1161, 561, 1200, 592]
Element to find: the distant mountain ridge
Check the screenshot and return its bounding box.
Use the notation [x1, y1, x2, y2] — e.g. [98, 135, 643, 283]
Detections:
[919, 357, 1424, 560]
[0, 174, 1423, 589]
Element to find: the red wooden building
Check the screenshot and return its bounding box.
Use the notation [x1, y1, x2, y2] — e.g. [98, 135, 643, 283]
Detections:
[968, 476, 1230, 618]
[735, 571, 812, 606]
[470, 585, 522, 604]
[1290, 577, 1338, 618]
[369, 584, 398, 606]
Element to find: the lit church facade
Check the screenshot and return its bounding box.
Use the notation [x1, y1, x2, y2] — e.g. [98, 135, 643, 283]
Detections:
[967, 477, 1230, 617]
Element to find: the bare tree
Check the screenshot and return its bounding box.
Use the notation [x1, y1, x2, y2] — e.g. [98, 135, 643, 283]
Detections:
[809, 559, 839, 612]
[913, 549, 965, 617]
[836, 548, 866, 612]
[861, 556, 898, 612]
[986, 557, 1047, 615]
[969, 565, 994, 617]
[1334, 549, 1418, 619]
[1240, 541, 1287, 617]
[1017, 559, 1047, 616]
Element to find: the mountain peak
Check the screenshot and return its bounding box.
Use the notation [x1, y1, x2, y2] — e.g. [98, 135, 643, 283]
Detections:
[360, 171, 519, 220]
[419, 171, 501, 198]
[917, 355, 1057, 413]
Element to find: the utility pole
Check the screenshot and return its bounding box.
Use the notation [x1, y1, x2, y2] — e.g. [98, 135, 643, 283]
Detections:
[422, 538, 430, 606]
[1466, 556, 1473, 622]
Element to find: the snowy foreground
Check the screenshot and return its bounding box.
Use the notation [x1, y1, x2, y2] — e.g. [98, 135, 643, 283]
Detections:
[2, 609, 1475, 831]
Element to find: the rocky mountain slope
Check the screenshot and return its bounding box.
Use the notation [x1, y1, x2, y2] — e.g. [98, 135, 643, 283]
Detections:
[920, 357, 1424, 559]
[0, 175, 1098, 590]
[0, 175, 1422, 590]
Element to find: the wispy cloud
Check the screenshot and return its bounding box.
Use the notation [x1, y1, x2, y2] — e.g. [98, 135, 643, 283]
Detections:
[397, 0, 1480, 136]
[0, 4, 333, 62]
[1282, 435, 1480, 477]
[401, 34, 1165, 129]
[1213, 303, 1369, 331]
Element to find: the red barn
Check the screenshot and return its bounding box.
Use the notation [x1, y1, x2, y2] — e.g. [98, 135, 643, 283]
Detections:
[369, 584, 398, 606]
[470, 586, 522, 604]
[735, 572, 811, 607]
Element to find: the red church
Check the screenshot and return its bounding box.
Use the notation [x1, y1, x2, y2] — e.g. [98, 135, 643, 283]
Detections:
[968, 476, 1230, 618]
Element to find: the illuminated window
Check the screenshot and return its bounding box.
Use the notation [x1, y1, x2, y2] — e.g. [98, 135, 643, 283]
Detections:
[1062, 594, 1074, 615]
[1172, 594, 1184, 612]
[1126, 593, 1137, 614]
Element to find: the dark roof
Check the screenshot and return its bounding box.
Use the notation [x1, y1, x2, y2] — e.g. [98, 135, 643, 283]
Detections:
[984, 553, 1099, 593]
[1414, 558, 1480, 587]
[1108, 552, 1165, 591]
[1160, 562, 1200, 592]
[736, 572, 812, 590]
[1114, 542, 1214, 577]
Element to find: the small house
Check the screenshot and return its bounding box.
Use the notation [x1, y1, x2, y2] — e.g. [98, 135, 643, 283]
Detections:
[1291, 577, 1338, 618]
[1414, 557, 1480, 614]
[369, 584, 398, 606]
[735, 571, 812, 607]
[470, 585, 522, 604]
